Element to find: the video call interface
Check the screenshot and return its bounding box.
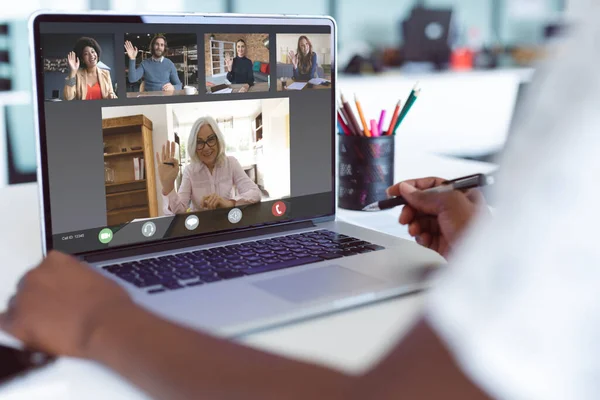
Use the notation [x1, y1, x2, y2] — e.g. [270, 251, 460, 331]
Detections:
[38, 19, 334, 255]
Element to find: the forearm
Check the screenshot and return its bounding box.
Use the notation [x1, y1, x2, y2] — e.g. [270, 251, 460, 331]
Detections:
[128, 59, 142, 82]
[88, 305, 352, 400]
[171, 69, 182, 89]
[63, 77, 76, 100]
[163, 190, 189, 214]
[355, 319, 490, 400]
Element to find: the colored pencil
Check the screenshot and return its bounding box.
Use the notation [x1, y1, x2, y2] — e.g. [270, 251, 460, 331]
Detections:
[339, 106, 356, 136]
[337, 111, 351, 136]
[340, 94, 363, 136]
[377, 110, 386, 135]
[393, 88, 420, 134]
[386, 100, 402, 136]
[354, 94, 371, 137]
[370, 119, 378, 137]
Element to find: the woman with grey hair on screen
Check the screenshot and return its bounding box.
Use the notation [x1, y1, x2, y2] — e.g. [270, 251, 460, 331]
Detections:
[156, 116, 261, 214]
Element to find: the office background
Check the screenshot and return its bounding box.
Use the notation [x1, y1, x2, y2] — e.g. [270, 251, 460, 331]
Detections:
[0, 0, 585, 185]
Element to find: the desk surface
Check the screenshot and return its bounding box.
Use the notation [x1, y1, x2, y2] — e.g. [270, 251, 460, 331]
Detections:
[207, 82, 270, 94]
[126, 89, 198, 98]
[0, 150, 497, 399]
[277, 78, 330, 91]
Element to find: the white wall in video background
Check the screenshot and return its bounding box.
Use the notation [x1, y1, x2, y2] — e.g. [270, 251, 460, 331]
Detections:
[102, 98, 291, 216]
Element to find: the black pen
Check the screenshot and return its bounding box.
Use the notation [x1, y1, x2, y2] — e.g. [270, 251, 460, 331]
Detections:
[163, 162, 175, 167]
[362, 173, 495, 212]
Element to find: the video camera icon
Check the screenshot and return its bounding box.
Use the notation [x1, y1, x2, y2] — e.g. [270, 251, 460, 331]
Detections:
[98, 228, 113, 244]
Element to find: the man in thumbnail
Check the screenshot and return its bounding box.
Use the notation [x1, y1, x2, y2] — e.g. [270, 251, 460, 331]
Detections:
[124, 34, 182, 92]
[288, 35, 318, 81]
[156, 116, 261, 214]
[63, 36, 117, 100]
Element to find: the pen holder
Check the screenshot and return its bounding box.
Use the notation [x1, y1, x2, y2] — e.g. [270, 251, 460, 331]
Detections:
[338, 134, 395, 210]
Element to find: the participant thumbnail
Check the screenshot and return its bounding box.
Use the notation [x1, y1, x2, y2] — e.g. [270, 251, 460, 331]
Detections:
[101, 98, 290, 225]
[124, 33, 199, 98]
[204, 33, 270, 94]
[41, 34, 118, 101]
[276, 34, 332, 91]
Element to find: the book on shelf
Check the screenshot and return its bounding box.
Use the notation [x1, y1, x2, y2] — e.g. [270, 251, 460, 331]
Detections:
[133, 157, 140, 180]
[140, 158, 145, 180]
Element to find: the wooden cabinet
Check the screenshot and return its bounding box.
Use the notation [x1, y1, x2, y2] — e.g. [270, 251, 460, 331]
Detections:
[102, 115, 158, 226]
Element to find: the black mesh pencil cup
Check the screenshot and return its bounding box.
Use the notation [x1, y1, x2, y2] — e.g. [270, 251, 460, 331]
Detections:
[338, 134, 394, 210]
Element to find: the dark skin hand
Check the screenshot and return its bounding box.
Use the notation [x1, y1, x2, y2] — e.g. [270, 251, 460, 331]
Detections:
[0, 178, 490, 400]
[387, 177, 486, 257]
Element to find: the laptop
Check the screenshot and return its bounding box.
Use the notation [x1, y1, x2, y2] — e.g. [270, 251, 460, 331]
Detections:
[29, 11, 444, 337]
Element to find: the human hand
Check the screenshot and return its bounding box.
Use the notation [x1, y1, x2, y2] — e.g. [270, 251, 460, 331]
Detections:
[225, 56, 233, 72]
[288, 51, 298, 69]
[155, 140, 179, 195]
[387, 177, 486, 257]
[124, 41, 138, 60]
[238, 84, 249, 93]
[67, 51, 80, 76]
[0, 251, 136, 358]
[162, 83, 175, 91]
[201, 193, 234, 210]
[107, 92, 118, 99]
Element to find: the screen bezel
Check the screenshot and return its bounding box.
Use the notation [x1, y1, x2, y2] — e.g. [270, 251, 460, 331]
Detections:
[29, 12, 337, 258]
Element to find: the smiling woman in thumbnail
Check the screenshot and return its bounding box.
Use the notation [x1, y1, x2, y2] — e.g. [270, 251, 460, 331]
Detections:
[63, 36, 117, 100]
[226, 39, 255, 86]
[157, 116, 261, 214]
[288, 35, 318, 81]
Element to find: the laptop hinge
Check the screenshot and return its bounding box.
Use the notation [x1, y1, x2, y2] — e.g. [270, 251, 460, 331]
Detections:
[82, 220, 316, 263]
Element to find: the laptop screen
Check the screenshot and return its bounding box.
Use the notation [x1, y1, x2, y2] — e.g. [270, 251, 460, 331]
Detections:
[32, 14, 335, 256]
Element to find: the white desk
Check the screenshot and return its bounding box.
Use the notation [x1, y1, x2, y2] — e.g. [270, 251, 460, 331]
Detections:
[0, 150, 497, 399]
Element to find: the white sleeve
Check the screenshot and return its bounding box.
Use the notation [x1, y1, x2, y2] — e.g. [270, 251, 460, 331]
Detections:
[426, 10, 600, 400]
[162, 165, 192, 215]
[228, 156, 261, 205]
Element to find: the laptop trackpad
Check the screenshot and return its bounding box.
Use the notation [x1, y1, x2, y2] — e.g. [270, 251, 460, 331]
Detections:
[252, 265, 383, 304]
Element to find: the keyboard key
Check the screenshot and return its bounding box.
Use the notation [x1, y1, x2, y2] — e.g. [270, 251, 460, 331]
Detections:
[163, 281, 184, 290]
[217, 270, 246, 280]
[200, 275, 223, 283]
[175, 271, 198, 280]
[317, 252, 343, 260]
[242, 256, 322, 275]
[365, 244, 385, 251]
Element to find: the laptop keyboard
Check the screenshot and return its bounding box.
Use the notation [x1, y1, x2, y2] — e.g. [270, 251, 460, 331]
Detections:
[101, 229, 385, 295]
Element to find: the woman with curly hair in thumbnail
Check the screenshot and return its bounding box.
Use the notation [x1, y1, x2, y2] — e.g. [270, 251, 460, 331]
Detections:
[288, 35, 318, 81]
[63, 36, 117, 100]
[156, 116, 261, 214]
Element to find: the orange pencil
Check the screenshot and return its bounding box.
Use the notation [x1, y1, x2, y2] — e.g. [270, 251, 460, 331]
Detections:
[354, 94, 371, 137]
[386, 99, 402, 136]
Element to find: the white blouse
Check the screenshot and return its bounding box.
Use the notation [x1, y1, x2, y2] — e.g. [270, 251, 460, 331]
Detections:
[163, 156, 261, 215]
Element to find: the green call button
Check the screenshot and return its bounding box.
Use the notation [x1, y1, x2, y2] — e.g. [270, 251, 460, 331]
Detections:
[98, 228, 113, 244]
